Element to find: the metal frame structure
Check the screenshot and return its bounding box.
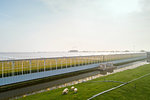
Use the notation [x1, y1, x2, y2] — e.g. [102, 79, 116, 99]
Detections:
[0, 53, 146, 86]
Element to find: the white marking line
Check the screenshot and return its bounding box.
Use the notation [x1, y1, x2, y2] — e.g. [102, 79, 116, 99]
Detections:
[87, 83, 127, 100]
[87, 69, 150, 100]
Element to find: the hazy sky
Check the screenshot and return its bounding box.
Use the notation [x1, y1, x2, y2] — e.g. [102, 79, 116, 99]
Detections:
[0, 0, 150, 52]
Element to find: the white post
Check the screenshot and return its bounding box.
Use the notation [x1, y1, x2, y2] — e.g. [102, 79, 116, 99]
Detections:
[86, 57, 87, 65]
[96, 56, 98, 63]
[50, 60, 52, 70]
[70, 58, 72, 67]
[78, 57, 80, 66]
[84, 57, 86, 65]
[84, 57, 85, 65]
[90, 56, 92, 64]
[82, 57, 84, 66]
[88, 56, 90, 64]
[110, 55, 112, 61]
[93, 56, 95, 64]
[2, 62, 4, 78]
[87, 57, 90, 64]
[56, 59, 57, 70]
[22, 61, 23, 75]
[74, 58, 76, 67]
[83, 57, 84, 65]
[93, 56, 94, 64]
[37, 60, 39, 72]
[30, 60, 31, 74]
[66, 58, 67, 68]
[61, 59, 62, 69]
[99, 56, 101, 63]
[12, 61, 14, 76]
[44, 59, 45, 71]
[87, 56, 89, 64]
[103, 55, 104, 62]
[85, 57, 87, 65]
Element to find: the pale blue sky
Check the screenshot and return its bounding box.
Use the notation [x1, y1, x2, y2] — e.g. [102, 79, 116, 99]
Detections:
[0, 0, 150, 52]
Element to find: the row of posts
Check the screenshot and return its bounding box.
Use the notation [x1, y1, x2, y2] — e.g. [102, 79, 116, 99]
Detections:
[1, 56, 104, 78]
[0, 54, 142, 78]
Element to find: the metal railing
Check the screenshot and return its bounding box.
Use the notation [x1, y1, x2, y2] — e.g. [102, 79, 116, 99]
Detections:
[0, 53, 146, 78]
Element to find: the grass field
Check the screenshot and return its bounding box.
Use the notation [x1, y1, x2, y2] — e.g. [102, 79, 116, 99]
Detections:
[0, 54, 143, 77]
[17, 63, 150, 100]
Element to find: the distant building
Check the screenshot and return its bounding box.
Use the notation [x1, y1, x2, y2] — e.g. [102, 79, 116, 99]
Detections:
[68, 50, 79, 52]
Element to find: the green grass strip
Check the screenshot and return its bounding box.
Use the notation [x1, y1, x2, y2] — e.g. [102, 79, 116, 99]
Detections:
[18, 64, 150, 100]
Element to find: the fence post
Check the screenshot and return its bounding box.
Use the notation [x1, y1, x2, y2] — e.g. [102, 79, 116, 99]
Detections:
[85, 57, 88, 65]
[61, 59, 62, 69]
[93, 56, 94, 63]
[12, 61, 14, 76]
[2, 62, 4, 78]
[74, 57, 76, 67]
[88, 56, 90, 64]
[87, 57, 88, 64]
[44, 59, 45, 71]
[56, 59, 57, 70]
[66, 58, 67, 68]
[78, 57, 80, 66]
[82, 57, 84, 66]
[96, 56, 98, 63]
[22, 61, 23, 75]
[70, 58, 72, 67]
[90, 56, 92, 64]
[37, 60, 39, 72]
[95, 55, 98, 63]
[29, 60, 31, 74]
[50, 60, 52, 70]
[85, 57, 87, 65]
[103, 55, 105, 62]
